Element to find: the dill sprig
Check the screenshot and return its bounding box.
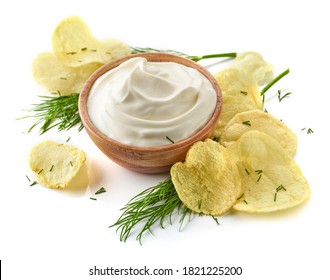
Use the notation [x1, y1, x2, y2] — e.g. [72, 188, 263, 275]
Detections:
[21, 93, 83, 134]
[131, 46, 237, 62]
[110, 177, 192, 244]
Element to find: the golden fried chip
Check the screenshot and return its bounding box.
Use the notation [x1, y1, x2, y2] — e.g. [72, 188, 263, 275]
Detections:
[52, 16, 131, 67]
[228, 131, 310, 213]
[212, 69, 261, 137]
[212, 52, 273, 138]
[32, 52, 102, 95]
[231, 51, 274, 85]
[29, 140, 86, 189]
[171, 139, 242, 216]
[102, 38, 132, 60]
[221, 110, 298, 156]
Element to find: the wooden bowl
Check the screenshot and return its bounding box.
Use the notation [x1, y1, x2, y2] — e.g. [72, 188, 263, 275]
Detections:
[79, 53, 222, 173]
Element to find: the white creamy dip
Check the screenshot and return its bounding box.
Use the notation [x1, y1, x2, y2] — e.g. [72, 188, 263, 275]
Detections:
[87, 57, 217, 147]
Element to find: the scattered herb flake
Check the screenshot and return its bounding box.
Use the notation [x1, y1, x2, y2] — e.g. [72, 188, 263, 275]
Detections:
[95, 187, 106, 195]
[257, 174, 262, 182]
[166, 136, 175, 144]
[240, 90, 248, 95]
[66, 52, 77, 55]
[90, 197, 97, 200]
[69, 161, 73, 167]
[301, 127, 314, 134]
[49, 165, 54, 172]
[66, 136, 71, 142]
[274, 184, 287, 202]
[81, 47, 87, 51]
[276, 184, 287, 192]
[237, 193, 244, 200]
[30, 181, 38, 187]
[277, 90, 292, 102]
[198, 199, 202, 210]
[307, 128, 314, 134]
[245, 168, 250, 175]
[37, 169, 43, 174]
[212, 216, 220, 225]
[26, 175, 31, 182]
[242, 120, 251, 126]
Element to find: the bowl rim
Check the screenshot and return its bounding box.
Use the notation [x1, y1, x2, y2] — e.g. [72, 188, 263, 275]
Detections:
[78, 52, 222, 152]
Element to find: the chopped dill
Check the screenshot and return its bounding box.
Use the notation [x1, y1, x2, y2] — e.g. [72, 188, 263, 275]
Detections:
[277, 90, 292, 102]
[95, 187, 106, 195]
[274, 184, 287, 202]
[30, 181, 38, 187]
[212, 216, 220, 225]
[237, 193, 244, 200]
[166, 136, 175, 144]
[198, 199, 202, 210]
[257, 174, 262, 182]
[242, 120, 251, 126]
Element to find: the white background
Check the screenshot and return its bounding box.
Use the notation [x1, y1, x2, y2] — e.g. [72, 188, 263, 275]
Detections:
[1, 0, 329, 279]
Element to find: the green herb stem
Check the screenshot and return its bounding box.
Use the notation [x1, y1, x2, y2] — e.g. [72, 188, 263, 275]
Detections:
[260, 68, 290, 97]
[131, 46, 237, 62]
[189, 52, 237, 62]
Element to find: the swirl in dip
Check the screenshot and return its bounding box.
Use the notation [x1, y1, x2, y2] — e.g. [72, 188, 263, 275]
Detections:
[87, 57, 217, 147]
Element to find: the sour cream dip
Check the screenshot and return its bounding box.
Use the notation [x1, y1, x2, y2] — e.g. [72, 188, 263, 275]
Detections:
[87, 57, 217, 147]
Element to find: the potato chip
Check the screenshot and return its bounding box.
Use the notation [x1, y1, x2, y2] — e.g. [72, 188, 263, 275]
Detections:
[52, 16, 131, 67]
[171, 139, 242, 216]
[221, 110, 298, 156]
[231, 51, 274, 85]
[228, 131, 310, 213]
[29, 140, 86, 189]
[212, 52, 273, 138]
[32, 52, 102, 95]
